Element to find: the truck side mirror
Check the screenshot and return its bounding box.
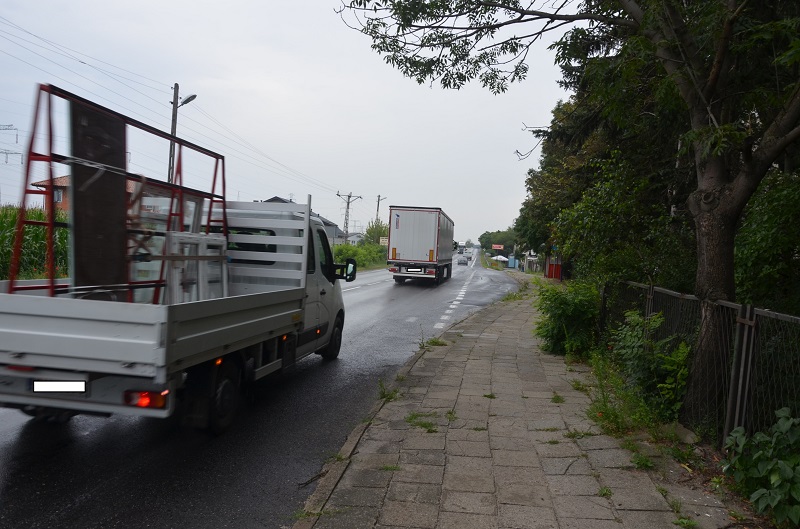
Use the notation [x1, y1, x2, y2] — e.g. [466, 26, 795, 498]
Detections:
[334, 258, 357, 282]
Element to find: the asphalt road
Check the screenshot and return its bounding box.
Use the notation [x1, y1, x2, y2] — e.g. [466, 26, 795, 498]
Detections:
[0, 253, 519, 529]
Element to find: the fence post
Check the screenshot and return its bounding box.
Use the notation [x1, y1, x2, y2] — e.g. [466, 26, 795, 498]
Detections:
[722, 304, 756, 446]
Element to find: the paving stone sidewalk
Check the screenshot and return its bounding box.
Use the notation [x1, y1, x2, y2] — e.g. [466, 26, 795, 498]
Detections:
[291, 275, 748, 529]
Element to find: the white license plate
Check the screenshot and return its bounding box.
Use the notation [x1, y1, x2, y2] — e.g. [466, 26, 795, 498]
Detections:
[406, 268, 421, 272]
[33, 380, 87, 393]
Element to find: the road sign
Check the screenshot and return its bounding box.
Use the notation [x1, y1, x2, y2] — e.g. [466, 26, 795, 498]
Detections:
[491, 244, 504, 250]
[379, 236, 389, 246]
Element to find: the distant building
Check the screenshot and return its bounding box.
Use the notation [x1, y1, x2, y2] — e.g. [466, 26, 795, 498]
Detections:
[31, 175, 137, 214]
[346, 232, 364, 245]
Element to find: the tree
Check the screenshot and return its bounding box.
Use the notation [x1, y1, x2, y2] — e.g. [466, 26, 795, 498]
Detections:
[343, 0, 800, 299]
[364, 218, 389, 245]
[343, 0, 800, 433]
[478, 228, 516, 255]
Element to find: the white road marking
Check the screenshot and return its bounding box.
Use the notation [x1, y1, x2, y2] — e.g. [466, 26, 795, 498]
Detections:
[342, 286, 361, 291]
[440, 315, 450, 320]
[445, 310, 453, 314]
[434, 323, 445, 328]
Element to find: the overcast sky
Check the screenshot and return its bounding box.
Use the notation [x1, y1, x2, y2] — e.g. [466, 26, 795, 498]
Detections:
[0, 1, 570, 243]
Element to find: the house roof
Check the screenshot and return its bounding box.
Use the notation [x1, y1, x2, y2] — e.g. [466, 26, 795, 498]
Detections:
[32, 175, 137, 193]
[31, 176, 71, 187]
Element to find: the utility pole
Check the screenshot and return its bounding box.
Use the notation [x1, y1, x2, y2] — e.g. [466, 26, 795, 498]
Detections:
[376, 194, 387, 222]
[167, 84, 197, 184]
[337, 191, 362, 244]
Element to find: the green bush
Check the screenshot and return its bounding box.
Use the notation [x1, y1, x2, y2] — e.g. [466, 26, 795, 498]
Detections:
[723, 408, 800, 527]
[534, 280, 600, 358]
[333, 242, 386, 269]
[610, 310, 689, 421]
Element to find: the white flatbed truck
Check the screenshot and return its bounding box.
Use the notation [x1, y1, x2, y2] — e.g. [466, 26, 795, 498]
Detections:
[0, 85, 356, 432]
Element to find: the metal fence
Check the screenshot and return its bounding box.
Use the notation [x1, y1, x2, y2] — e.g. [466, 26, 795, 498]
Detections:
[603, 282, 800, 446]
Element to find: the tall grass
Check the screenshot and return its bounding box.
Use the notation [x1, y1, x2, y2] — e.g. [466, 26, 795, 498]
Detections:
[0, 205, 69, 279]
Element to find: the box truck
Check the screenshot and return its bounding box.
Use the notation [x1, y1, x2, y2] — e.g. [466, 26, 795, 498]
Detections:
[387, 206, 454, 284]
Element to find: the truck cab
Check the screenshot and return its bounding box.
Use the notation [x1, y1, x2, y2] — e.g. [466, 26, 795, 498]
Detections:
[297, 217, 349, 359]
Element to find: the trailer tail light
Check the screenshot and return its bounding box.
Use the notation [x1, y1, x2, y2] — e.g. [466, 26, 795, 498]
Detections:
[425, 269, 436, 275]
[7, 365, 36, 372]
[389, 267, 398, 273]
[124, 390, 169, 409]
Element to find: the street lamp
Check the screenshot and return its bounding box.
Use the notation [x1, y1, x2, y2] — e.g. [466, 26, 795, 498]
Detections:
[167, 83, 197, 183]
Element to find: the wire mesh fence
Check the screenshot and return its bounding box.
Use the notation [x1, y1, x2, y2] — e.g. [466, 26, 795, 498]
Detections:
[745, 309, 800, 435]
[603, 282, 800, 447]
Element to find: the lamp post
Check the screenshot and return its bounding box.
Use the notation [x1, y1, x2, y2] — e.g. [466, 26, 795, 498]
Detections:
[167, 83, 197, 183]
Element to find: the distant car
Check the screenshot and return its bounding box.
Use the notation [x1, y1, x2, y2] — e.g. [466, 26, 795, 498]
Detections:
[457, 257, 468, 265]
[466, 254, 472, 261]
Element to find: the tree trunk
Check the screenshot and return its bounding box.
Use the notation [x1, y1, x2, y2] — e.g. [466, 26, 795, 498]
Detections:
[682, 181, 741, 440]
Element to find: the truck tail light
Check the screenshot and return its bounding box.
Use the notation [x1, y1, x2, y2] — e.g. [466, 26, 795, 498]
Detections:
[389, 267, 398, 273]
[124, 390, 169, 409]
[425, 269, 436, 275]
[7, 365, 36, 372]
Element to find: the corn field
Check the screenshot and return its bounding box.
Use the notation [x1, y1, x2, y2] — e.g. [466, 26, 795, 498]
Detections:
[0, 205, 69, 280]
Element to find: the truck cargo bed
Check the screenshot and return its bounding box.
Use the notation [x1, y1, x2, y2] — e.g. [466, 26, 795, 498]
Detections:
[0, 288, 304, 384]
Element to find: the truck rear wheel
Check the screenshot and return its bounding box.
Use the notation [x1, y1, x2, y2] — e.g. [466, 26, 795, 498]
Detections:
[209, 361, 241, 435]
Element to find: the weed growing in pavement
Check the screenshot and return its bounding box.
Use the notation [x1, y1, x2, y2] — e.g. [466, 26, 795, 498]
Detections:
[472, 426, 487, 431]
[570, 379, 591, 394]
[326, 453, 347, 463]
[551, 392, 565, 404]
[483, 393, 496, 399]
[445, 409, 457, 422]
[405, 411, 439, 433]
[547, 439, 560, 445]
[668, 497, 683, 514]
[426, 337, 448, 347]
[292, 510, 319, 520]
[673, 517, 697, 528]
[502, 291, 525, 302]
[536, 427, 560, 432]
[709, 476, 724, 492]
[632, 453, 655, 470]
[598, 487, 613, 498]
[378, 379, 399, 402]
[620, 438, 639, 452]
[564, 430, 596, 440]
[395, 374, 406, 382]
